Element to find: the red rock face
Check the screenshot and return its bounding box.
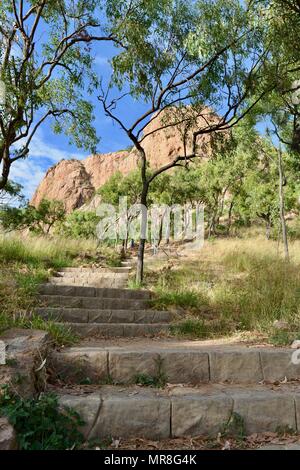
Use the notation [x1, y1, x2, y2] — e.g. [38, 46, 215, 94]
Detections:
[31, 159, 95, 213]
[31, 109, 216, 212]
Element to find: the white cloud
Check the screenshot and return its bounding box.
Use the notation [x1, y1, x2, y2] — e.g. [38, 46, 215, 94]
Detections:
[10, 129, 86, 201]
[23, 129, 86, 163]
[94, 55, 111, 68]
[10, 159, 46, 201]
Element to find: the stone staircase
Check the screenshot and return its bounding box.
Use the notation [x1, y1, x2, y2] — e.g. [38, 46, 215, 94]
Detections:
[37, 265, 172, 338]
[47, 266, 130, 288]
[36, 264, 300, 442]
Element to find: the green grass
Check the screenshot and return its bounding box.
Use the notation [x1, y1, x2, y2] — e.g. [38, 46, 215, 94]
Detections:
[134, 373, 167, 388]
[151, 288, 206, 310]
[216, 252, 300, 331]
[170, 318, 210, 337]
[0, 234, 101, 345]
[127, 279, 143, 289]
[134, 357, 167, 388]
[269, 329, 300, 346]
[170, 317, 229, 339]
[0, 267, 78, 346]
[0, 233, 125, 345]
[105, 252, 123, 267]
[0, 236, 81, 267]
[220, 412, 246, 440]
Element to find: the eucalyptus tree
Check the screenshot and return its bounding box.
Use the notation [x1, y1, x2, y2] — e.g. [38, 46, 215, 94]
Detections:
[97, 0, 273, 283]
[0, 179, 24, 207]
[251, 0, 300, 151]
[0, 0, 131, 190]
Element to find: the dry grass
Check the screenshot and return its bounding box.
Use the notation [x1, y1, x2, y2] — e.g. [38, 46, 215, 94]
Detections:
[0, 232, 118, 345]
[146, 233, 300, 344]
[0, 232, 98, 266]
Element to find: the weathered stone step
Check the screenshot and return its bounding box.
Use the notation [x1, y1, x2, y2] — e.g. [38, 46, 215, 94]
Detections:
[38, 295, 149, 310]
[50, 342, 300, 385]
[48, 278, 127, 288]
[56, 322, 170, 338]
[121, 261, 133, 267]
[53, 274, 128, 282]
[36, 307, 172, 324]
[58, 384, 300, 440]
[39, 284, 151, 300]
[58, 267, 131, 274]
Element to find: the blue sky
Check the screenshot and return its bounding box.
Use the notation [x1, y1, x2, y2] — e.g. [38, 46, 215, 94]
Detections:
[9, 36, 271, 202]
[10, 41, 150, 201]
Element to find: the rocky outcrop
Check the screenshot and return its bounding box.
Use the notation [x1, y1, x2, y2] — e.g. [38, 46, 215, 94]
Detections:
[31, 108, 217, 212]
[0, 328, 50, 398]
[31, 160, 95, 213]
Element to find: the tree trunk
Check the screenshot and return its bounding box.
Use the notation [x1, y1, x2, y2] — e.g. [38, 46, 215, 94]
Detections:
[136, 237, 146, 284]
[0, 145, 10, 190]
[265, 220, 271, 240]
[278, 145, 289, 261]
[120, 240, 126, 259]
[158, 215, 164, 246]
[136, 150, 149, 285]
[208, 213, 216, 238]
[227, 200, 234, 234]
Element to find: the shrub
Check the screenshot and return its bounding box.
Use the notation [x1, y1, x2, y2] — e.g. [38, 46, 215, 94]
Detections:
[59, 211, 100, 239]
[0, 199, 66, 235]
[0, 388, 84, 450]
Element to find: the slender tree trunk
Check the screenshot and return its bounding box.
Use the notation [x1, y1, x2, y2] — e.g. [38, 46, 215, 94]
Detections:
[136, 237, 146, 283]
[120, 240, 126, 259]
[208, 212, 216, 237]
[136, 189, 148, 283]
[278, 145, 289, 261]
[265, 220, 271, 240]
[0, 145, 10, 190]
[227, 199, 234, 234]
[136, 149, 149, 285]
[158, 215, 164, 246]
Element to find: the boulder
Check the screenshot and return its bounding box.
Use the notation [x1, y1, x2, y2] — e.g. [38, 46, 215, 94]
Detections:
[0, 329, 50, 397]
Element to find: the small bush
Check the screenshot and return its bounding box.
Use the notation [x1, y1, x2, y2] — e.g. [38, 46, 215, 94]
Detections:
[220, 412, 246, 439]
[0, 199, 66, 235]
[134, 357, 167, 388]
[0, 387, 85, 450]
[59, 211, 100, 239]
[134, 373, 166, 388]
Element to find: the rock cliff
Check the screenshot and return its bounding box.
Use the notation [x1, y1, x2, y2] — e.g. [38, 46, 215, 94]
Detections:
[31, 109, 215, 212]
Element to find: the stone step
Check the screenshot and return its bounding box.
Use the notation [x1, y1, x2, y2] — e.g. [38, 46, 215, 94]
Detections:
[58, 384, 300, 440]
[49, 342, 300, 385]
[53, 274, 129, 281]
[48, 278, 127, 288]
[56, 322, 170, 338]
[121, 261, 133, 267]
[39, 284, 151, 300]
[36, 307, 172, 324]
[58, 267, 131, 273]
[38, 295, 149, 310]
